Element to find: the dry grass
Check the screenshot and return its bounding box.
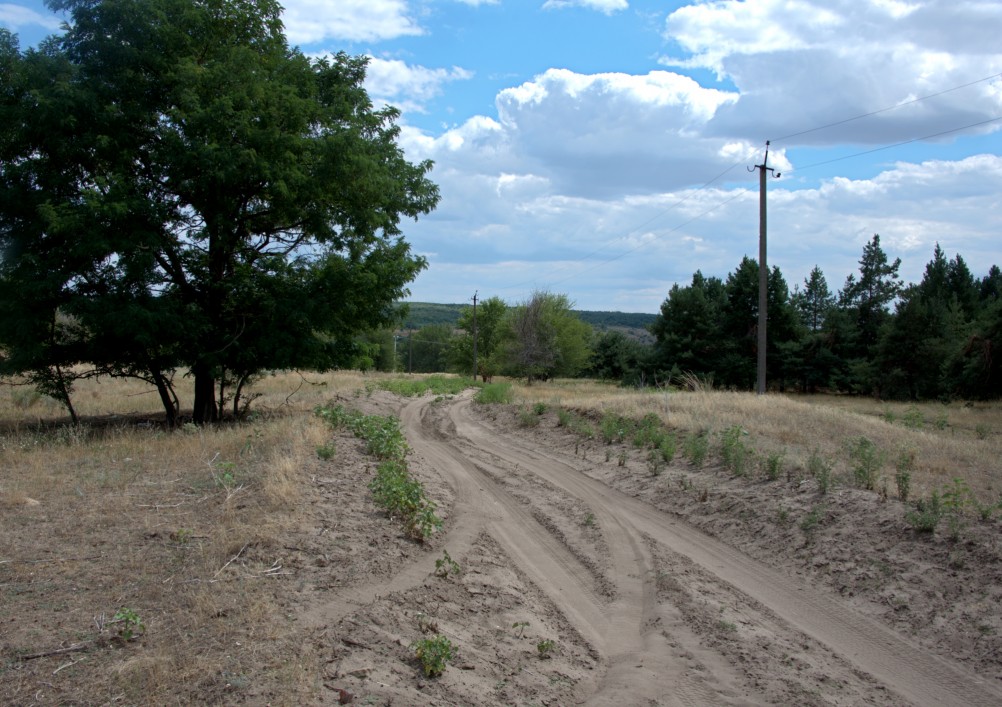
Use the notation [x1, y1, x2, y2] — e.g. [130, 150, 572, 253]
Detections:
[513, 379, 1002, 503]
[0, 369, 380, 705]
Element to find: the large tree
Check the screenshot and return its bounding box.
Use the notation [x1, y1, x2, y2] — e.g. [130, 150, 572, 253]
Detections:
[0, 0, 438, 424]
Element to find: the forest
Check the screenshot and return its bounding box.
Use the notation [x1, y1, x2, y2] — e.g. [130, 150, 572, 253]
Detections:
[396, 235, 1001, 401]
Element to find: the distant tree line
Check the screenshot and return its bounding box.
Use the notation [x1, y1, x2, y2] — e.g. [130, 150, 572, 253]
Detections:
[642, 235, 1002, 399]
[392, 235, 1001, 401]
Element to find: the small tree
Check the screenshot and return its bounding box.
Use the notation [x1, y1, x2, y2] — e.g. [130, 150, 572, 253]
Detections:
[504, 291, 591, 383]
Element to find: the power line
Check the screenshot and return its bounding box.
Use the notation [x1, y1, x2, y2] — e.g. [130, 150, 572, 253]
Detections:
[770, 72, 1002, 144]
[782, 115, 1002, 175]
[492, 74, 1001, 300]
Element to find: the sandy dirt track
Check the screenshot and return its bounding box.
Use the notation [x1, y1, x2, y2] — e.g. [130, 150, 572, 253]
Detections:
[302, 391, 1002, 706]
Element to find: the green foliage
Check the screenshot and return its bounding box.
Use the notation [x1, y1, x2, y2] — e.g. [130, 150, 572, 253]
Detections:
[682, 431, 709, 468]
[317, 404, 440, 541]
[894, 449, 915, 502]
[411, 635, 454, 677]
[316, 443, 336, 461]
[113, 608, 145, 641]
[941, 478, 974, 541]
[517, 408, 541, 427]
[475, 383, 513, 404]
[646, 450, 665, 476]
[532, 402, 548, 415]
[808, 450, 834, 495]
[762, 450, 785, 481]
[906, 491, 943, 534]
[512, 621, 530, 638]
[901, 407, 924, 429]
[0, 0, 438, 425]
[849, 437, 883, 490]
[800, 505, 826, 540]
[505, 291, 593, 382]
[376, 375, 474, 397]
[536, 639, 556, 659]
[658, 435, 677, 464]
[720, 426, 752, 477]
[434, 550, 461, 578]
[600, 413, 631, 444]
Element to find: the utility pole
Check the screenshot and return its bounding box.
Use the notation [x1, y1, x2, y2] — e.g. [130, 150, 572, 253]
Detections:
[751, 141, 779, 395]
[471, 291, 478, 382]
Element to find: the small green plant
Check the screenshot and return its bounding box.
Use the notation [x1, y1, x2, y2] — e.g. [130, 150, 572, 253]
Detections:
[518, 408, 541, 427]
[536, 639, 556, 659]
[901, 406, 924, 429]
[933, 410, 949, 430]
[716, 619, 737, 634]
[411, 635, 454, 677]
[512, 621, 530, 638]
[434, 550, 461, 577]
[583, 512, 596, 528]
[646, 450, 665, 476]
[556, 408, 572, 427]
[172, 528, 193, 545]
[617, 450, 627, 467]
[849, 437, 883, 491]
[906, 491, 943, 533]
[807, 449, 834, 495]
[975, 423, 990, 440]
[776, 506, 790, 525]
[658, 435, 676, 464]
[113, 608, 145, 641]
[800, 504, 825, 541]
[316, 442, 336, 460]
[720, 426, 751, 477]
[894, 449, 914, 503]
[600, 413, 629, 445]
[532, 402, 547, 415]
[762, 450, 784, 481]
[214, 460, 237, 488]
[941, 477, 974, 541]
[683, 430, 709, 468]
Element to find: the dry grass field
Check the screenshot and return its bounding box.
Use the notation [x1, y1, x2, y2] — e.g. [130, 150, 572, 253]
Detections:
[2, 371, 1001, 704]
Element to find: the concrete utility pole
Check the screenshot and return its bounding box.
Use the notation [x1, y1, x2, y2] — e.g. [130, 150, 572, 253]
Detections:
[471, 291, 478, 382]
[751, 142, 779, 395]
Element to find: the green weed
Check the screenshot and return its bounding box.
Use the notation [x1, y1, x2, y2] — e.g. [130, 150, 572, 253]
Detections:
[412, 635, 454, 677]
[849, 437, 883, 491]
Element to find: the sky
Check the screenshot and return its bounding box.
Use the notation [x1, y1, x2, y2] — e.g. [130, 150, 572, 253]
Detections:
[3, 0, 1002, 314]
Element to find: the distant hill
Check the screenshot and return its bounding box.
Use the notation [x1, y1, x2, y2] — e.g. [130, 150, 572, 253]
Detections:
[398, 302, 657, 342]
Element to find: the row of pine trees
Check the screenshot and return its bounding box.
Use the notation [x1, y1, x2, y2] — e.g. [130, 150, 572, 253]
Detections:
[637, 235, 1001, 399]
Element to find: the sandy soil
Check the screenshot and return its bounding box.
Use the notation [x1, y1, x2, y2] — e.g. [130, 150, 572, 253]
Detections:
[281, 390, 1002, 706]
[5, 389, 1002, 705]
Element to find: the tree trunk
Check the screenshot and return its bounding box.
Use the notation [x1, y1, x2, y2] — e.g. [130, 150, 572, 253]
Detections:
[192, 362, 218, 425]
[151, 371, 179, 428]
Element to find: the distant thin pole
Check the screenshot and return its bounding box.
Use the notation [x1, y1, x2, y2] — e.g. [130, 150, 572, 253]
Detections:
[751, 142, 776, 395]
[471, 291, 478, 382]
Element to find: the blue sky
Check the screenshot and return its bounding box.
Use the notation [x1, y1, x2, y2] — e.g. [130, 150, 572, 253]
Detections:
[4, 0, 1001, 313]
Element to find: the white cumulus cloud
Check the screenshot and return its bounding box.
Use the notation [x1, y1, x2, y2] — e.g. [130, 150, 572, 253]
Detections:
[281, 0, 422, 44]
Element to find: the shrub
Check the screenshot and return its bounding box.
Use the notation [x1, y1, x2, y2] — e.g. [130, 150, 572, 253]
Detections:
[517, 408, 541, 427]
[600, 413, 630, 445]
[683, 431, 709, 468]
[808, 450, 834, 495]
[475, 382, 513, 404]
[849, 437, 883, 491]
[762, 450, 784, 481]
[658, 434, 677, 464]
[720, 426, 751, 477]
[906, 491, 943, 534]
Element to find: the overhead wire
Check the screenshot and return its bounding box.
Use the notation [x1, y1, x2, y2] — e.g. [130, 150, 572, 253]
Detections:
[493, 72, 1002, 299]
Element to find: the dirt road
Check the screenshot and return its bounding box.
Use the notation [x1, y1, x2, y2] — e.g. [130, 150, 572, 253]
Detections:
[309, 392, 1002, 705]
